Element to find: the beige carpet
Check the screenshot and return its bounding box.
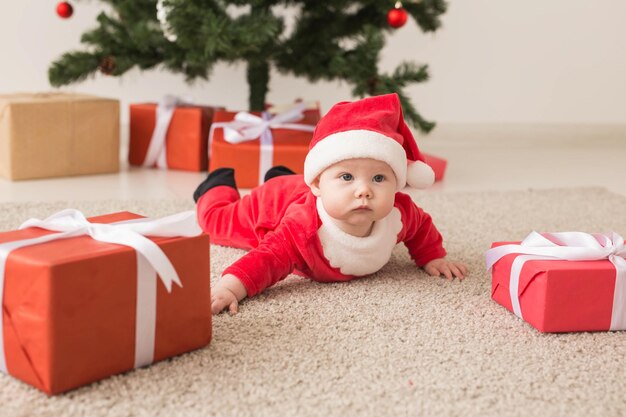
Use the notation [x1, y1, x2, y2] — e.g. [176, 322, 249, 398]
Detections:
[1, 188, 626, 417]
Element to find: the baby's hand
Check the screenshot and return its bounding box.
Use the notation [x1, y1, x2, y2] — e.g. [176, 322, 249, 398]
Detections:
[423, 258, 467, 280]
[211, 274, 248, 315]
[211, 285, 240, 315]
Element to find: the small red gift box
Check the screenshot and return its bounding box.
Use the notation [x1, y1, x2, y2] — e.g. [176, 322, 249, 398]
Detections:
[208, 105, 320, 188]
[0, 210, 211, 394]
[487, 232, 626, 333]
[129, 102, 223, 171]
[422, 153, 447, 182]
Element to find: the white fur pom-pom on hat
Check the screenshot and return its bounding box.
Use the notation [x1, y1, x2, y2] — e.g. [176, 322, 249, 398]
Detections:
[407, 160, 436, 189]
[303, 93, 434, 190]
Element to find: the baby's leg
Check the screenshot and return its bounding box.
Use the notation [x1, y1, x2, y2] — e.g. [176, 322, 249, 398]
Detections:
[263, 165, 296, 182]
[194, 168, 259, 249]
[193, 167, 237, 203]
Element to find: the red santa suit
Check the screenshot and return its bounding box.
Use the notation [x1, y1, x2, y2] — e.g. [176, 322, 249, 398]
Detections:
[197, 93, 446, 297]
[197, 175, 446, 297]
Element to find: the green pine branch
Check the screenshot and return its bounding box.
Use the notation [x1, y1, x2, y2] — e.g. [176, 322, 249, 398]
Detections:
[49, 52, 102, 86]
[48, 0, 447, 133]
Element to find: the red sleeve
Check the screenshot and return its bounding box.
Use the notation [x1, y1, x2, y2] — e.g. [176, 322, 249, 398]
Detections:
[395, 193, 447, 267]
[222, 221, 306, 297]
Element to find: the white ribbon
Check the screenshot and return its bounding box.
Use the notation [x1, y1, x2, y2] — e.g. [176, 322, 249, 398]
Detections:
[0, 209, 202, 373]
[208, 103, 315, 184]
[143, 95, 195, 169]
[485, 231, 626, 329]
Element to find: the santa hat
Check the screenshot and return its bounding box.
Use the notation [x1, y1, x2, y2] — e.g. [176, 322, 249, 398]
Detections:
[303, 93, 435, 190]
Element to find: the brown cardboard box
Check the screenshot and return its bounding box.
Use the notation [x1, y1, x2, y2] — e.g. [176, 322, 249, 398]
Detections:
[0, 93, 119, 180]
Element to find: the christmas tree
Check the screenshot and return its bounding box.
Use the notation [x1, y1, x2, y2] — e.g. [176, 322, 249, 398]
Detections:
[49, 0, 447, 133]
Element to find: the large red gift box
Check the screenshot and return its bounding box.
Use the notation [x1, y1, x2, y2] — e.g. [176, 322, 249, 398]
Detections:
[489, 239, 625, 333]
[129, 103, 223, 171]
[208, 106, 320, 188]
[0, 211, 211, 394]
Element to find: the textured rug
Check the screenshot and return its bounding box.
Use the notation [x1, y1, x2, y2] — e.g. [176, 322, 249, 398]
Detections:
[1, 188, 625, 417]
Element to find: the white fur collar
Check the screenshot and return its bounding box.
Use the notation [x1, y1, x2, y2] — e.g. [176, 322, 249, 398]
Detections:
[316, 198, 403, 276]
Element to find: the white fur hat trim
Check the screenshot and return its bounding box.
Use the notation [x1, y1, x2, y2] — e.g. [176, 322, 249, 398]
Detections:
[304, 130, 407, 190]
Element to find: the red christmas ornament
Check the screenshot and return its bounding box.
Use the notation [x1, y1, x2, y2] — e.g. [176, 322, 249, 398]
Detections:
[56, 1, 74, 19]
[387, 2, 408, 29]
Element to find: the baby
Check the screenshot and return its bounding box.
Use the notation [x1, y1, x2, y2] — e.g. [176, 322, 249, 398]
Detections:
[195, 93, 467, 315]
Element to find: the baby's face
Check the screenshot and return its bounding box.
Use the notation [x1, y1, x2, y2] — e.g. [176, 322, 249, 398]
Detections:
[311, 158, 397, 235]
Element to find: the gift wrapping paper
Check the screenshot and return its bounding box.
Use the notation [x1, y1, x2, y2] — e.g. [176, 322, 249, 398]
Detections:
[0, 210, 211, 394]
[487, 232, 626, 333]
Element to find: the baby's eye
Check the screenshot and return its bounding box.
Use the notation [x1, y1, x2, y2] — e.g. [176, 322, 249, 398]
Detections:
[373, 174, 385, 183]
[341, 173, 353, 181]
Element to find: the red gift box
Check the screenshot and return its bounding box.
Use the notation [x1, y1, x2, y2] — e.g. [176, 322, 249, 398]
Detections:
[487, 232, 626, 333]
[208, 105, 320, 188]
[129, 102, 223, 171]
[422, 153, 447, 182]
[0, 211, 211, 394]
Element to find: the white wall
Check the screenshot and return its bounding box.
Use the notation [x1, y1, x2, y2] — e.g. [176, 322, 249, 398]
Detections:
[1, 0, 626, 125]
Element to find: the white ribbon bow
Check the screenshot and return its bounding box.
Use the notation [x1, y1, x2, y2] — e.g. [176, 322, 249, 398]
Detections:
[209, 103, 315, 184]
[0, 209, 203, 374]
[143, 95, 194, 169]
[219, 103, 313, 144]
[485, 231, 626, 329]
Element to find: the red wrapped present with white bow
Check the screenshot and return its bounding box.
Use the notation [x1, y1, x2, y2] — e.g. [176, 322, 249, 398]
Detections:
[129, 95, 223, 171]
[208, 102, 320, 188]
[0, 209, 211, 394]
[486, 231, 626, 333]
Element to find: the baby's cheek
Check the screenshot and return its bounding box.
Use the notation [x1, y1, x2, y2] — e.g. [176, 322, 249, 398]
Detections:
[324, 203, 344, 219]
[326, 198, 350, 218]
[380, 199, 396, 215]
